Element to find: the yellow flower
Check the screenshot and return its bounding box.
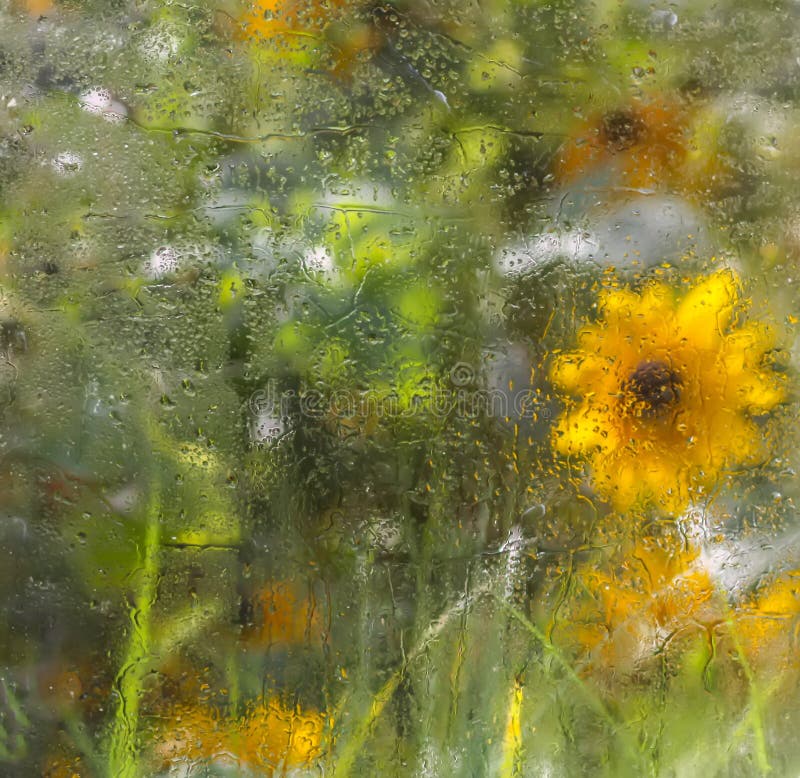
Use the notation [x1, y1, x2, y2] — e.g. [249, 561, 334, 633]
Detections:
[154, 704, 228, 768]
[236, 0, 377, 81]
[239, 699, 326, 769]
[155, 698, 326, 773]
[733, 569, 800, 671]
[551, 270, 784, 514]
[18, 0, 54, 15]
[544, 533, 720, 681]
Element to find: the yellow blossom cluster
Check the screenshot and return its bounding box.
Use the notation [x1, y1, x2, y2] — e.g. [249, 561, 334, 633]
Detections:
[155, 698, 328, 774]
[550, 270, 784, 514]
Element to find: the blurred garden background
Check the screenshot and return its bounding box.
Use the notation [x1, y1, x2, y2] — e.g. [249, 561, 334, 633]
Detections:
[0, 0, 799, 775]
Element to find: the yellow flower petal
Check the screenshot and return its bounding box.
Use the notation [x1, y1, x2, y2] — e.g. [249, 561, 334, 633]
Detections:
[592, 457, 642, 511]
[550, 352, 610, 393]
[725, 321, 777, 360]
[735, 571, 800, 666]
[554, 404, 617, 454]
[684, 409, 760, 472]
[600, 282, 674, 334]
[599, 287, 642, 321]
[675, 269, 738, 349]
[725, 369, 785, 413]
[720, 322, 784, 412]
[639, 452, 683, 503]
[754, 572, 800, 615]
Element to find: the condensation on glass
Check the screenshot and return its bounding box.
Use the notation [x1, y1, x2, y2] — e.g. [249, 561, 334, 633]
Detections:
[0, 0, 798, 776]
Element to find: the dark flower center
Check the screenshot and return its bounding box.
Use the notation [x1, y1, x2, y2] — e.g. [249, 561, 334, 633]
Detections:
[626, 361, 682, 416]
[601, 109, 645, 151]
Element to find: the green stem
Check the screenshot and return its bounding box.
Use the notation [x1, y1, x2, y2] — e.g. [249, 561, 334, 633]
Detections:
[107, 486, 161, 778]
[720, 606, 771, 774]
[62, 708, 103, 776]
[330, 582, 491, 778]
[153, 600, 225, 658]
[498, 679, 524, 778]
[495, 596, 645, 774]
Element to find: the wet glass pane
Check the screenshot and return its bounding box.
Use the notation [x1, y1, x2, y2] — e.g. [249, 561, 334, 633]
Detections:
[0, 0, 799, 775]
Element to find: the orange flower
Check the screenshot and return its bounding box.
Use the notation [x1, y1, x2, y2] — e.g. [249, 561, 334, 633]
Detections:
[238, 0, 305, 42]
[237, 0, 380, 80]
[242, 580, 324, 647]
[238, 0, 351, 44]
[555, 94, 727, 196]
[15, 0, 54, 16]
